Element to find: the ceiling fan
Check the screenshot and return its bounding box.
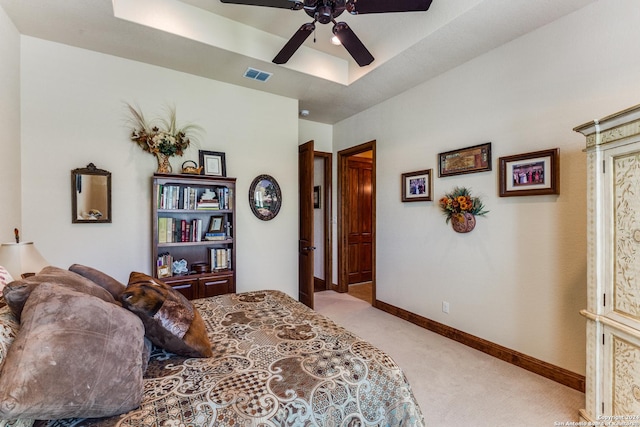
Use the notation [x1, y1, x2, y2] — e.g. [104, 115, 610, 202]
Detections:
[220, 0, 433, 66]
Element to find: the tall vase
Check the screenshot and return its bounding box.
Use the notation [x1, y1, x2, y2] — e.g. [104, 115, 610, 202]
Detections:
[155, 153, 172, 174]
[451, 212, 476, 233]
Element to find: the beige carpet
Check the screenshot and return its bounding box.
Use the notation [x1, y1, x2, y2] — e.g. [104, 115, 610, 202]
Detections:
[314, 290, 584, 427]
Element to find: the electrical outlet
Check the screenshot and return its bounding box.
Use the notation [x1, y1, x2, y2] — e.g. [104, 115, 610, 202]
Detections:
[442, 301, 450, 314]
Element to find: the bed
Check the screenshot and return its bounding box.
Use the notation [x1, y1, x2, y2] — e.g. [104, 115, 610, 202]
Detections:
[0, 268, 424, 427]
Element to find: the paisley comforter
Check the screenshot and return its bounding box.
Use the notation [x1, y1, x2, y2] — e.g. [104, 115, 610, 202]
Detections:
[39, 290, 424, 427]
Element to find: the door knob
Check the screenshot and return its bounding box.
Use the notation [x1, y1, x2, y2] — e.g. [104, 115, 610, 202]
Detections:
[303, 246, 316, 251]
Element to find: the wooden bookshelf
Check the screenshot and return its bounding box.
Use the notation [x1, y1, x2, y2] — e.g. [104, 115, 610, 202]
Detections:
[152, 173, 236, 299]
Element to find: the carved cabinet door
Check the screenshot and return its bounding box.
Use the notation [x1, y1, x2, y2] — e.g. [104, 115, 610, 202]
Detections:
[602, 143, 640, 416]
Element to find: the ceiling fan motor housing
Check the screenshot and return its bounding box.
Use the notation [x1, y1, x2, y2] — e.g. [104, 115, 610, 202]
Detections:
[304, 0, 346, 23]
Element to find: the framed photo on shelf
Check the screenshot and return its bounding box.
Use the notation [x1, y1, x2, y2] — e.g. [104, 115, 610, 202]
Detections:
[401, 169, 432, 202]
[157, 265, 172, 278]
[199, 150, 226, 177]
[313, 186, 321, 209]
[438, 142, 492, 177]
[499, 148, 559, 197]
[208, 215, 224, 233]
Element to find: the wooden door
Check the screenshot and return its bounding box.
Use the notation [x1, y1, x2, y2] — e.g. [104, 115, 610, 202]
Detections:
[346, 156, 373, 284]
[298, 140, 315, 308]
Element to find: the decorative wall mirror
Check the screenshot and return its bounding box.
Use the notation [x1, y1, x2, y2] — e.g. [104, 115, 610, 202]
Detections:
[71, 163, 112, 223]
[249, 174, 282, 221]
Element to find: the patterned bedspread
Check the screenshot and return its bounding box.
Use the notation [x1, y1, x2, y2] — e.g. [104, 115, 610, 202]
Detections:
[39, 290, 424, 427]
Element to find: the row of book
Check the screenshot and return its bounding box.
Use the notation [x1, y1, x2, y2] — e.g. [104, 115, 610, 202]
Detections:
[159, 218, 233, 243]
[196, 187, 233, 210]
[157, 185, 234, 210]
[158, 217, 205, 243]
[210, 248, 232, 271]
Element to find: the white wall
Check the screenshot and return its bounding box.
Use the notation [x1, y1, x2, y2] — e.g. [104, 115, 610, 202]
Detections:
[17, 37, 300, 297]
[299, 120, 332, 152]
[0, 7, 21, 244]
[333, 0, 640, 375]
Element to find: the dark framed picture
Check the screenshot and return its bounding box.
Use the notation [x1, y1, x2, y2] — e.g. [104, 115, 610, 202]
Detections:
[199, 150, 226, 177]
[208, 215, 224, 233]
[313, 185, 321, 209]
[438, 142, 492, 177]
[401, 169, 432, 202]
[249, 174, 282, 221]
[499, 148, 559, 197]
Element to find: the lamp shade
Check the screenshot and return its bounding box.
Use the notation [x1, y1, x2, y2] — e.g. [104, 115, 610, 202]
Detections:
[0, 242, 49, 279]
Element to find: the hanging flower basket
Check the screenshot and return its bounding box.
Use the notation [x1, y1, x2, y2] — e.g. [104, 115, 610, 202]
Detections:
[451, 212, 477, 233]
[438, 187, 488, 233]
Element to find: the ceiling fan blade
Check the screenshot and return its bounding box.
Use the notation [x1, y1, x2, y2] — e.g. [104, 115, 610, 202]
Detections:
[220, 0, 302, 10]
[333, 22, 374, 67]
[273, 23, 315, 64]
[348, 0, 432, 14]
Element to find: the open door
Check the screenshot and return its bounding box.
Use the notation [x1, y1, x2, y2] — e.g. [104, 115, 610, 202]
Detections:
[298, 140, 315, 308]
[338, 141, 376, 301]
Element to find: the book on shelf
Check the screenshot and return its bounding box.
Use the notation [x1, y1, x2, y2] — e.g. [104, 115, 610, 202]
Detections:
[161, 185, 180, 210]
[158, 217, 204, 243]
[209, 248, 232, 271]
[158, 217, 175, 243]
[182, 187, 198, 210]
[197, 203, 220, 210]
[193, 218, 203, 242]
[158, 217, 167, 243]
[157, 184, 233, 211]
[204, 232, 226, 241]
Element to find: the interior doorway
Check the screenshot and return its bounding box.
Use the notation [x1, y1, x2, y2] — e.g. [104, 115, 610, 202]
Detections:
[313, 151, 333, 293]
[338, 141, 375, 305]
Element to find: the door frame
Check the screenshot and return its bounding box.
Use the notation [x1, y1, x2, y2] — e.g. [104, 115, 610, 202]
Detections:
[337, 140, 376, 300]
[298, 140, 315, 308]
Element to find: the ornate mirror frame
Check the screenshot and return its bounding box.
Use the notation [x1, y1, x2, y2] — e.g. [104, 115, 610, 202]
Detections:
[71, 163, 112, 223]
[249, 174, 282, 221]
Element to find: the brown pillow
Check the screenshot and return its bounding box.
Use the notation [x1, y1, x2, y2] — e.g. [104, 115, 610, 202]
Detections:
[0, 282, 146, 420]
[69, 264, 126, 300]
[3, 266, 115, 319]
[121, 272, 212, 358]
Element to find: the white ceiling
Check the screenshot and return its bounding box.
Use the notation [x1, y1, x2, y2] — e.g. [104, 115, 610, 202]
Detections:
[0, 0, 596, 124]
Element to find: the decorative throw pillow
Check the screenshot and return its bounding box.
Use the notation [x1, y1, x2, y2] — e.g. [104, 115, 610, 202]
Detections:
[0, 266, 14, 296]
[121, 272, 212, 358]
[0, 283, 146, 420]
[3, 266, 115, 319]
[69, 264, 126, 300]
[0, 305, 19, 375]
[0, 306, 34, 427]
